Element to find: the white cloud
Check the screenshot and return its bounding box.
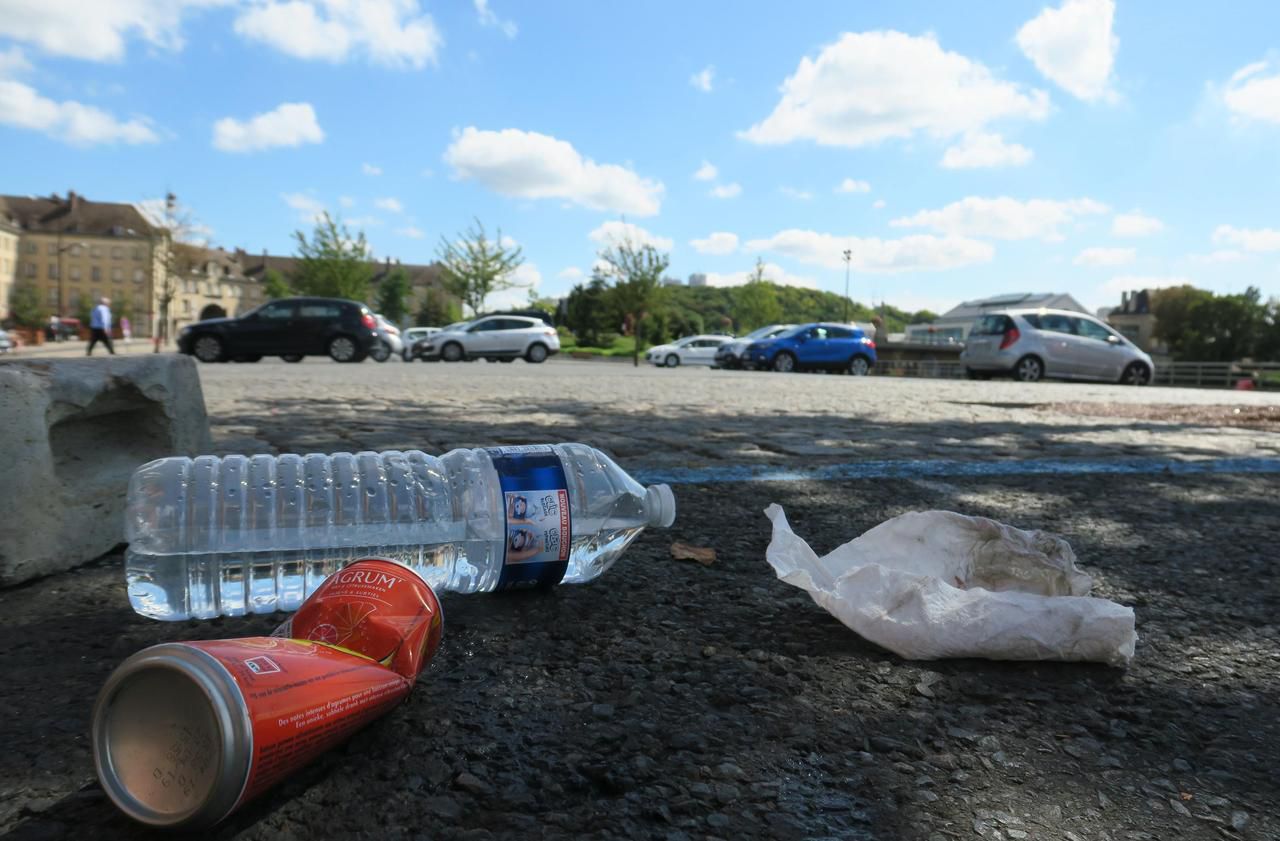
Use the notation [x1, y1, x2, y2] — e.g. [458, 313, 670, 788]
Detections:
[693, 161, 718, 181]
[344, 215, 382, 228]
[690, 232, 739, 255]
[589, 221, 673, 252]
[746, 229, 994, 273]
[374, 197, 403, 212]
[690, 65, 714, 93]
[445, 127, 664, 216]
[339, 195, 355, 208]
[710, 183, 742, 199]
[0, 0, 224, 62]
[0, 79, 158, 145]
[1074, 246, 1135, 266]
[873, 199, 887, 209]
[212, 102, 323, 152]
[741, 31, 1048, 149]
[473, 0, 517, 38]
[892, 196, 1108, 241]
[1213, 224, 1280, 253]
[940, 132, 1033, 169]
[1016, 0, 1118, 103]
[234, 0, 442, 69]
[703, 263, 817, 289]
[1111, 211, 1164, 237]
[1099, 275, 1192, 299]
[282, 192, 325, 223]
[362, 162, 382, 175]
[835, 178, 871, 194]
[1222, 59, 1280, 125]
[558, 266, 584, 281]
[395, 225, 424, 239]
[779, 186, 813, 200]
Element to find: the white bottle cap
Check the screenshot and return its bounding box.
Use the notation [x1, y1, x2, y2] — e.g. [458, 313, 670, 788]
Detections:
[645, 484, 677, 528]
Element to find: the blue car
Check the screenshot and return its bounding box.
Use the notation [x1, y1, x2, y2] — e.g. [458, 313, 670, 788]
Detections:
[745, 322, 877, 375]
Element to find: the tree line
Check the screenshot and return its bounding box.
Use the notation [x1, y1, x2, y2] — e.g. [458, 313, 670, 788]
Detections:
[1150, 285, 1280, 362]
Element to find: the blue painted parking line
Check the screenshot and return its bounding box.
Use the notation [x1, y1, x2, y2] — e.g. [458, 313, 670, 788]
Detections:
[634, 456, 1280, 486]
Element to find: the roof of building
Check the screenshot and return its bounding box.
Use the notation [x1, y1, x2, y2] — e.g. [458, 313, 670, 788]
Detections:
[1112, 288, 1154, 315]
[936, 292, 1088, 322]
[0, 192, 158, 239]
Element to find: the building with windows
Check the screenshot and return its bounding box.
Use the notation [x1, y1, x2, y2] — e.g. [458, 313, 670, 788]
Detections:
[0, 192, 165, 336]
[170, 245, 259, 332]
[1106, 289, 1164, 354]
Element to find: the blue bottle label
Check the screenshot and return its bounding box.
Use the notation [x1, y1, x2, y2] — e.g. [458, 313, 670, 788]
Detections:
[486, 446, 572, 590]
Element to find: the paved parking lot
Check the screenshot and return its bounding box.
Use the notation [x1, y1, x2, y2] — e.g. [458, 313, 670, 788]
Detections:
[3, 355, 1279, 840]
[199, 357, 1280, 467]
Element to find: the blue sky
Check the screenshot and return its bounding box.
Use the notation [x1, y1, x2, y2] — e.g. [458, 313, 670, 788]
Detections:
[2, 0, 1279, 314]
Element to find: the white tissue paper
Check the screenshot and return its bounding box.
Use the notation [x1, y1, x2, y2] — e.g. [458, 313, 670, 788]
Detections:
[764, 505, 1137, 666]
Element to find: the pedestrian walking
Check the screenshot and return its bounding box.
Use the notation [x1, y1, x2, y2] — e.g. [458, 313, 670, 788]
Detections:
[87, 297, 116, 356]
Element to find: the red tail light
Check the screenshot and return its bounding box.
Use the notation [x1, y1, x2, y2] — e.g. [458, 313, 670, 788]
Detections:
[999, 327, 1020, 350]
[361, 312, 376, 330]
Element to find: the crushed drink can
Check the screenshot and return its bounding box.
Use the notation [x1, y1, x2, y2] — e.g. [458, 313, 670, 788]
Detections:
[92, 558, 443, 829]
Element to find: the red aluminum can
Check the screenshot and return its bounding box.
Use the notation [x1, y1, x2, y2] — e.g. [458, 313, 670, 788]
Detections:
[92, 559, 442, 828]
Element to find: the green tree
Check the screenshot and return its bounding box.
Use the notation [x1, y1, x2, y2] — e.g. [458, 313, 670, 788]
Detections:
[74, 293, 93, 326]
[262, 268, 292, 300]
[527, 290, 560, 321]
[292, 212, 374, 300]
[436, 220, 524, 316]
[415, 288, 460, 327]
[1151, 285, 1214, 355]
[1257, 298, 1280, 361]
[375, 267, 411, 323]
[564, 278, 613, 346]
[8, 283, 47, 328]
[909, 309, 939, 324]
[732, 259, 784, 331]
[596, 237, 669, 366]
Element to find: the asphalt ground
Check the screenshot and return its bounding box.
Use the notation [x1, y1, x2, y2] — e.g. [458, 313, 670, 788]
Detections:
[2, 358, 1278, 840]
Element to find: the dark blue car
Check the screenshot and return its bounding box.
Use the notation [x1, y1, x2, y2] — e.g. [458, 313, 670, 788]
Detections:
[745, 322, 877, 375]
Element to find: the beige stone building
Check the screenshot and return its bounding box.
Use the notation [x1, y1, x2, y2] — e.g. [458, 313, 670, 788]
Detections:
[0, 192, 165, 337]
[1107, 289, 1164, 355]
[170, 244, 259, 332]
[0, 218, 19, 321]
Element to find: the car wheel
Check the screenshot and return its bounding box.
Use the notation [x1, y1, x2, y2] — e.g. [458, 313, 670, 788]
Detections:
[1014, 355, 1044, 382]
[441, 342, 464, 362]
[665, 354, 680, 368]
[526, 343, 549, 364]
[192, 335, 224, 363]
[401, 348, 413, 362]
[772, 352, 796, 373]
[281, 354, 303, 363]
[328, 335, 359, 363]
[848, 355, 871, 376]
[370, 341, 391, 362]
[1120, 361, 1151, 386]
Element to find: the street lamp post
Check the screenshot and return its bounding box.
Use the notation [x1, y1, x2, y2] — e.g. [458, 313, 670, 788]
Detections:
[842, 248, 852, 324]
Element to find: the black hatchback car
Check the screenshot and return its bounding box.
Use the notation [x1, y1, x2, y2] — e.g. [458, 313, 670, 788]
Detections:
[177, 297, 381, 363]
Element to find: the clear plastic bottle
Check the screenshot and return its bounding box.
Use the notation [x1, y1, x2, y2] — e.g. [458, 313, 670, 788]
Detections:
[125, 444, 677, 620]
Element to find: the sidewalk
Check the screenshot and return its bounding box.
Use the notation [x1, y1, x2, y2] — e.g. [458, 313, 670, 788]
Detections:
[3, 339, 160, 359]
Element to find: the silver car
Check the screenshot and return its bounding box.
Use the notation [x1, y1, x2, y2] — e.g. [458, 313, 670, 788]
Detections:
[418, 315, 560, 363]
[960, 308, 1155, 385]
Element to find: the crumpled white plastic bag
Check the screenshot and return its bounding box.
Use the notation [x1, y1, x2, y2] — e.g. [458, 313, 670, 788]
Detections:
[764, 505, 1137, 666]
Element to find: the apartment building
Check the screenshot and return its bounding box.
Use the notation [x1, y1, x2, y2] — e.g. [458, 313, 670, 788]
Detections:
[0, 192, 165, 336]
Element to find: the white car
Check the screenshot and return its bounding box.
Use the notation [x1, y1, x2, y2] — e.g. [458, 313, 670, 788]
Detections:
[369, 315, 404, 362]
[0, 329, 13, 354]
[401, 327, 440, 360]
[418, 315, 560, 363]
[646, 334, 734, 367]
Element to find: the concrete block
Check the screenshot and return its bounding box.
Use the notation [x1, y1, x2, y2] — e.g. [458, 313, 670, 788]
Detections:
[0, 355, 211, 584]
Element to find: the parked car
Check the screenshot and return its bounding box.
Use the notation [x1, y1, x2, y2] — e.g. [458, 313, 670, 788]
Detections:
[407, 322, 468, 361]
[177, 297, 380, 363]
[401, 327, 440, 360]
[713, 324, 795, 369]
[959, 309, 1154, 384]
[414, 315, 560, 363]
[369, 314, 404, 362]
[0, 328, 13, 354]
[744, 323, 877, 374]
[645, 334, 734, 367]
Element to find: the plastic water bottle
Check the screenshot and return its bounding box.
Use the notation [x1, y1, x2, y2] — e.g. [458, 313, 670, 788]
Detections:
[125, 444, 677, 620]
